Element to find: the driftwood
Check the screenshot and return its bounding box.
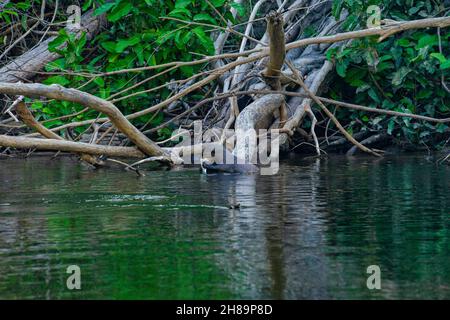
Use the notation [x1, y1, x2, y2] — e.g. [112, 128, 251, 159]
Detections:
[0, 135, 145, 158]
[0, 83, 171, 161]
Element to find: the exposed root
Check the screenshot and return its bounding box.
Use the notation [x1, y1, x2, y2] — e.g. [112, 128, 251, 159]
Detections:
[304, 102, 320, 156]
[285, 60, 382, 157]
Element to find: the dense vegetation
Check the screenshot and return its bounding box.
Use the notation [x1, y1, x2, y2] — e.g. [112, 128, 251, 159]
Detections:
[0, 0, 449, 151]
[329, 0, 449, 148]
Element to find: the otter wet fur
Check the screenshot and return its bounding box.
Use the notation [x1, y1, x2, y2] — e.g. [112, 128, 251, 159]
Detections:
[201, 158, 260, 174]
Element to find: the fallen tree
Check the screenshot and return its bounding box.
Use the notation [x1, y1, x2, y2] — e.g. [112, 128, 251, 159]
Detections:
[0, 0, 449, 168]
[0, 82, 172, 162]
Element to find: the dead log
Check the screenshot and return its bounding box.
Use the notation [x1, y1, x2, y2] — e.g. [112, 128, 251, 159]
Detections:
[0, 135, 145, 158]
[233, 11, 287, 160]
[0, 10, 105, 83]
[0, 82, 171, 161]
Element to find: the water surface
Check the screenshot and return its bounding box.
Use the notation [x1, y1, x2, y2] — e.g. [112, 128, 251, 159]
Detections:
[0, 155, 448, 299]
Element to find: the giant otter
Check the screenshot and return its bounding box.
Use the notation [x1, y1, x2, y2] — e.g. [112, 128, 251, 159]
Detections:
[200, 147, 260, 174]
[201, 157, 260, 174]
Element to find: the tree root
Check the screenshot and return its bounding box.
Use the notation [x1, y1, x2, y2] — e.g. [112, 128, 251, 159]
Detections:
[285, 60, 382, 157]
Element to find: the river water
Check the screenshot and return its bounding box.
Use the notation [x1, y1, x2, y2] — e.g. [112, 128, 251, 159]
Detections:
[0, 155, 448, 299]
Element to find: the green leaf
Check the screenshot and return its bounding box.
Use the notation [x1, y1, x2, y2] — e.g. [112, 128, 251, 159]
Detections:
[75, 33, 87, 56]
[377, 61, 394, 72]
[332, 0, 344, 19]
[367, 88, 380, 103]
[416, 90, 432, 100]
[430, 53, 446, 64]
[356, 84, 371, 94]
[210, 0, 226, 7]
[180, 65, 194, 77]
[417, 34, 438, 49]
[101, 41, 117, 53]
[82, 0, 94, 11]
[387, 120, 396, 135]
[175, 0, 192, 8]
[45, 58, 66, 72]
[230, 2, 246, 16]
[336, 61, 348, 77]
[108, 2, 133, 22]
[43, 76, 70, 86]
[94, 2, 115, 16]
[116, 35, 141, 53]
[440, 60, 450, 70]
[169, 8, 192, 18]
[181, 31, 192, 45]
[134, 44, 144, 65]
[392, 67, 411, 86]
[397, 38, 411, 47]
[48, 34, 68, 52]
[193, 13, 217, 25]
[93, 77, 105, 87]
[192, 27, 210, 46]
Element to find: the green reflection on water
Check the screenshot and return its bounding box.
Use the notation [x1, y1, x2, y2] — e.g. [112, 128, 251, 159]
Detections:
[0, 156, 448, 299]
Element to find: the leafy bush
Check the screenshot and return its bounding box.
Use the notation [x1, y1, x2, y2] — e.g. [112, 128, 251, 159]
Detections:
[328, 0, 449, 148]
[5, 0, 243, 135]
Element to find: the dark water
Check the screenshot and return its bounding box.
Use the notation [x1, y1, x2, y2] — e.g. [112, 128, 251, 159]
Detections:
[0, 155, 448, 299]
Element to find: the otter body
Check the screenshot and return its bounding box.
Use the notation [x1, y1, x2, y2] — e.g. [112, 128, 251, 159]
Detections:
[201, 161, 259, 174]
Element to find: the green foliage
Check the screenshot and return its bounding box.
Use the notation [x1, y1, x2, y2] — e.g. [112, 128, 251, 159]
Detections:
[7, 0, 237, 136]
[328, 0, 450, 148]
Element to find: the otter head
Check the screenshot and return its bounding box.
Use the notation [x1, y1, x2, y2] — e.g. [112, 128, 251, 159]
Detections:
[200, 157, 216, 174]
